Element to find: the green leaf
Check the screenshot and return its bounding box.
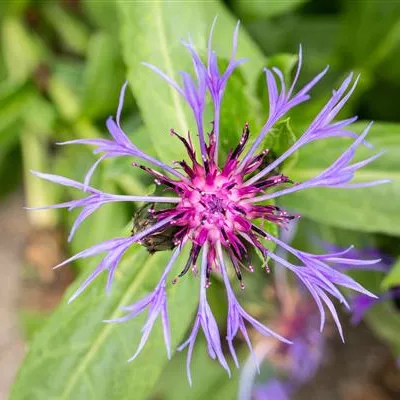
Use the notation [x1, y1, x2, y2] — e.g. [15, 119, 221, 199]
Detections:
[266, 54, 298, 82]
[53, 59, 86, 98]
[117, 0, 264, 164]
[48, 76, 81, 121]
[218, 63, 263, 155]
[22, 94, 57, 134]
[264, 118, 298, 170]
[154, 323, 247, 400]
[337, 0, 400, 70]
[0, 82, 35, 135]
[82, 32, 125, 119]
[154, 336, 236, 400]
[0, 121, 20, 168]
[1, 17, 43, 83]
[279, 122, 400, 235]
[19, 310, 51, 342]
[0, 0, 31, 18]
[11, 247, 198, 400]
[382, 258, 400, 290]
[366, 302, 400, 356]
[82, 0, 119, 35]
[233, 0, 308, 20]
[0, 140, 22, 197]
[41, 3, 90, 56]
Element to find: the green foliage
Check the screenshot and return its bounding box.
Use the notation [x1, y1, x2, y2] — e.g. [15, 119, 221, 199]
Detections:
[155, 336, 242, 400]
[280, 122, 400, 235]
[11, 248, 198, 400]
[233, 0, 308, 20]
[218, 60, 263, 154]
[41, 3, 90, 56]
[366, 302, 400, 357]
[117, 0, 265, 163]
[1, 17, 44, 84]
[338, 0, 400, 70]
[4, 0, 400, 398]
[82, 0, 119, 35]
[264, 118, 298, 170]
[82, 32, 125, 119]
[382, 258, 400, 290]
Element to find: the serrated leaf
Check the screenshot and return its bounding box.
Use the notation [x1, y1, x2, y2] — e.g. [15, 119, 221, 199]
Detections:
[279, 122, 400, 235]
[11, 247, 198, 400]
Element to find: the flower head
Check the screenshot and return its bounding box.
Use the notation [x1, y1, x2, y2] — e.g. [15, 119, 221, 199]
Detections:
[31, 19, 388, 383]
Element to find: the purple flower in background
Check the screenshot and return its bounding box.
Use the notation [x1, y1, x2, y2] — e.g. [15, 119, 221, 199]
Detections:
[241, 293, 325, 400]
[345, 250, 399, 324]
[253, 378, 290, 400]
[30, 19, 388, 383]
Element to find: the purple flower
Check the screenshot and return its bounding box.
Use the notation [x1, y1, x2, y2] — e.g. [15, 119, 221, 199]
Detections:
[253, 379, 290, 400]
[30, 19, 388, 383]
[351, 287, 400, 324]
[318, 241, 394, 273]
[351, 294, 381, 324]
[243, 294, 325, 400]
[316, 244, 397, 325]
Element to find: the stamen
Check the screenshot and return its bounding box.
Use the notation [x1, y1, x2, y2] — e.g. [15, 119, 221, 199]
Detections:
[206, 265, 211, 288]
[175, 160, 195, 178]
[133, 162, 180, 190]
[224, 182, 237, 190]
[170, 129, 197, 163]
[230, 256, 244, 284]
[230, 122, 250, 161]
[178, 244, 201, 278]
[243, 149, 269, 175]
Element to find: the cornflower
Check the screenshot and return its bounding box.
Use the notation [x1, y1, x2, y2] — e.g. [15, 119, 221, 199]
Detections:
[31, 19, 388, 384]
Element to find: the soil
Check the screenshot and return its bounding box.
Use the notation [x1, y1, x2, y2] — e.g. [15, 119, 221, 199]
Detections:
[0, 193, 27, 400]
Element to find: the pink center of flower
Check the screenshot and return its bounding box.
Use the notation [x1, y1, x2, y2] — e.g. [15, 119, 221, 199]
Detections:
[135, 124, 296, 284]
[178, 172, 248, 244]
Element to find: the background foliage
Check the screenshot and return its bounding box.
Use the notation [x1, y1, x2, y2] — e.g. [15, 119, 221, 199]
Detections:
[1, 0, 399, 399]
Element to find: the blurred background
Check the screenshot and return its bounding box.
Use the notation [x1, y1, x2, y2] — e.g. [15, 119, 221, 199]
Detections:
[1, 0, 400, 399]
